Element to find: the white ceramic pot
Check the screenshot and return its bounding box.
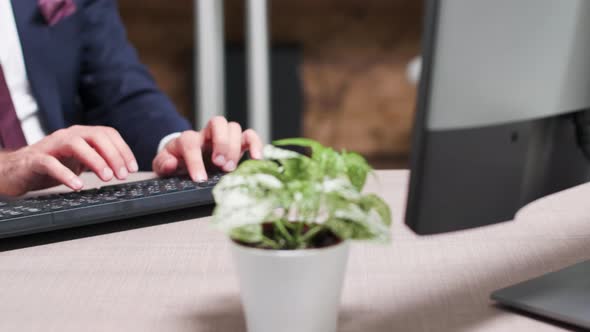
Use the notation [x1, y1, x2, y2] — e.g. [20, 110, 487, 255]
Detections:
[231, 240, 350, 332]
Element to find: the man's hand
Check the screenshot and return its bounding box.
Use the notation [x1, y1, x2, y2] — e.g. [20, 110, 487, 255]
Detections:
[0, 125, 138, 196]
[152, 117, 263, 181]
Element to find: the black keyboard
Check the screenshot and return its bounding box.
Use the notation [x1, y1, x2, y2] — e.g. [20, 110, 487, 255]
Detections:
[0, 173, 223, 238]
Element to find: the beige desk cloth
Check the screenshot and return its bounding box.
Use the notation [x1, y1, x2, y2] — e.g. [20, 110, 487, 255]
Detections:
[0, 170, 588, 332]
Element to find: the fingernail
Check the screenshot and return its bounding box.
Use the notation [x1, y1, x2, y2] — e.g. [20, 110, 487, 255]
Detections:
[102, 168, 113, 180]
[196, 171, 208, 182]
[71, 177, 83, 190]
[118, 167, 128, 179]
[128, 160, 139, 173]
[214, 155, 226, 166]
[251, 149, 262, 159]
[224, 160, 236, 172]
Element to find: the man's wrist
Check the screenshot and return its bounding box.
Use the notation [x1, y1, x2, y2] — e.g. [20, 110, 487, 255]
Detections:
[157, 132, 182, 153]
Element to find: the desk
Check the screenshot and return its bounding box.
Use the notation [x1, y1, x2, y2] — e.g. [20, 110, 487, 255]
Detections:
[0, 170, 589, 331]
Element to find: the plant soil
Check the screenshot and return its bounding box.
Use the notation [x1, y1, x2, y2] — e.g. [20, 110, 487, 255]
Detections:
[235, 222, 342, 250]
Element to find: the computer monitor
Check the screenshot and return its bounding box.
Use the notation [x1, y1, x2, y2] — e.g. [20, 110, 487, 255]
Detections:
[406, 0, 590, 235]
[404, 0, 590, 329]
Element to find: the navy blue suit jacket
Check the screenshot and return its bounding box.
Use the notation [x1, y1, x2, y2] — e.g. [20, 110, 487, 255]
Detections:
[12, 0, 191, 170]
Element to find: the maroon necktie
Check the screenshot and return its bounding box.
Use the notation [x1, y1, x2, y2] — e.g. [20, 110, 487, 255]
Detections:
[0, 65, 27, 149]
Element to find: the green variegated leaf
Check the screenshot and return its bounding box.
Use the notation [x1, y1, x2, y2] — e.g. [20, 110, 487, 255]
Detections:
[212, 189, 277, 231]
[360, 194, 392, 226]
[285, 180, 322, 223]
[262, 145, 302, 160]
[342, 151, 371, 191]
[320, 177, 361, 201]
[213, 173, 283, 192]
[233, 159, 281, 177]
[230, 224, 263, 244]
[328, 201, 391, 242]
[279, 157, 318, 182]
[325, 218, 373, 240]
[365, 209, 392, 243]
[332, 203, 367, 223]
[314, 147, 346, 178]
[273, 137, 324, 154]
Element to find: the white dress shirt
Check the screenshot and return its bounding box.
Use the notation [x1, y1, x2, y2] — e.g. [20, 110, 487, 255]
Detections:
[0, 0, 46, 146]
[0, 0, 178, 152]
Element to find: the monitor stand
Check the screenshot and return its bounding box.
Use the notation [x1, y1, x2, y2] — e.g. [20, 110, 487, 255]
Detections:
[491, 260, 590, 329]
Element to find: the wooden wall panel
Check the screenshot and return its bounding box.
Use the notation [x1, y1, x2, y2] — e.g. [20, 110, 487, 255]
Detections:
[118, 0, 423, 166]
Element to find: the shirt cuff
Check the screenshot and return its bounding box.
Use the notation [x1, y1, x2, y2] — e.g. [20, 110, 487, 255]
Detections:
[157, 132, 182, 152]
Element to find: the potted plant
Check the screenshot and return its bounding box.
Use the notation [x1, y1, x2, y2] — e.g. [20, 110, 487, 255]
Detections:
[212, 138, 392, 332]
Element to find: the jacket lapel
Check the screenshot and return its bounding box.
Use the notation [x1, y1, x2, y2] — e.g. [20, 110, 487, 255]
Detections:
[10, 0, 64, 132]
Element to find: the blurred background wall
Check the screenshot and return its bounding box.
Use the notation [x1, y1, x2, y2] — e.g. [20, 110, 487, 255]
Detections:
[118, 0, 423, 168]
